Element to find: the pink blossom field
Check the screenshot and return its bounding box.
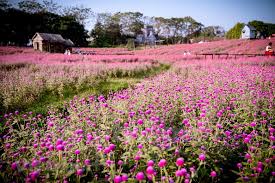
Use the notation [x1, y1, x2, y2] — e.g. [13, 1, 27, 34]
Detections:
[0, 39, 275, 183]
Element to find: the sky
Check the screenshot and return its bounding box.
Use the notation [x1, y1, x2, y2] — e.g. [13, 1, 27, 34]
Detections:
[10, 0, 275, 31]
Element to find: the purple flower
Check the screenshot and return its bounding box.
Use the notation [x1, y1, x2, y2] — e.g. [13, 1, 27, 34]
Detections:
[31, 160, 40, 167]
[11, 162, 17, 170]
[121, 174, 128, 181]
[84, 159, 91, 165]
[76, 169, 83, 176]
[30, 170, 39, 181]
[56, 144, 64, 151]
[75, 149, 80, 155]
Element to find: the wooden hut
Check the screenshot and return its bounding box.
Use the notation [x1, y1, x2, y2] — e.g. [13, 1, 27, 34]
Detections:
[32, 33, 74, 53]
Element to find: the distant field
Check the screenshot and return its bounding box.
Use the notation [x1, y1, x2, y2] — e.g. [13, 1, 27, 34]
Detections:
[0, 39, 274, 183]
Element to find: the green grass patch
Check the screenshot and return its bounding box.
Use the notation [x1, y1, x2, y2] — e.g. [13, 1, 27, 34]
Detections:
[18, 63, 170, 115]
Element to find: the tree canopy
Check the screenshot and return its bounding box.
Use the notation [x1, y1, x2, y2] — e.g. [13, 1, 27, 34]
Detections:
[0, 0, 89, 46]
[225, 22, 245, 39]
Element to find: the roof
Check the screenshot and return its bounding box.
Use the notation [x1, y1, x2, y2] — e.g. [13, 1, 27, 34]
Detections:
[32, 32, 74, 46]
[244, 25, 256, 31]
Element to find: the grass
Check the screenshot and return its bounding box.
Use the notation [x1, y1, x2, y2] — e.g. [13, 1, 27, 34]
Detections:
[19, 63, 170, 115]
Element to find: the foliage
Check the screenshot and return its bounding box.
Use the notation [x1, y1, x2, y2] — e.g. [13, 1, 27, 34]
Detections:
[226, 22, 245, 39]
[248, 20, 268, 37]
[0, 0, 88, 46]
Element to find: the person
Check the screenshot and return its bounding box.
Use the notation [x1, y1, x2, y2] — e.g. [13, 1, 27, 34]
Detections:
[265, 42, 274, 56]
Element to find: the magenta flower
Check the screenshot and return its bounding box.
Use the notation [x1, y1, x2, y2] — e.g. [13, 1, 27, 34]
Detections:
[75, 149, 80, 155]
[245, 153, 251, 159]
[210, 171, 217, 177]
[147, 160, 154, 166]
[56, 144, 64, 151]
[199, 154, 206, 161]
[109, 144, 116, 151]
[137, 144, 143, 149]
[118, 160, 123, 166]
[114, 175, 122, 183]
[31, 160, 40, 167]
[121, 174, 128, 181]
[158, 159, 167, 168]
[175, 170, 184, 177]
[136, 172, 144, 181]
[84, 159, 91, 165]
[30, 170, 39, 181]
[137, 119, 143, 125]
[11, 162, 17, 170]
[146, 166, 154, 175]
[76, 169, 83, 176]
[176, 157, 184, 167]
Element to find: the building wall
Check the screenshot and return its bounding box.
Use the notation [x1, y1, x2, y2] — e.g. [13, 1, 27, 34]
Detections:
[241, 26, 251, 39]
[241, 26, 256, 39]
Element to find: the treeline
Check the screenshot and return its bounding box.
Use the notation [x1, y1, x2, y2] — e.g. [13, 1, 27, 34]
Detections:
[90, 12, 225, 47]
[226, 20, 275, 39]
[0, 0, 90, 46]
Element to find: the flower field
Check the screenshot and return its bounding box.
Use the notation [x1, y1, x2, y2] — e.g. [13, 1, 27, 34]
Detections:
[1, 41, 275, 183]
[0, 55, 160, 113]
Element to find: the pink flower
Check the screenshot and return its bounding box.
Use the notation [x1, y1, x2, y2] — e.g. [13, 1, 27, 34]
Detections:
[84, 159, 91, 165]
[121, 174, 128, 181]
[245, 153, 251, 159]
[199, 154, 206, 161]
[114, 175, 122, 183]
[250, 122, 256, 127]
[176, 157, 184, 167]
[56, 144, 64, 151]
[146, 166, 154, 175]
[147, 160, 154, 166]
[136, 172, 144, 181]
[175, 170, 184, 177]
[137, 119, 143, 125]
[76, 169, 83, 176]
[210, 171, 217, 177]
[75, 149, 80, 155]
[158, 159, 167, 168]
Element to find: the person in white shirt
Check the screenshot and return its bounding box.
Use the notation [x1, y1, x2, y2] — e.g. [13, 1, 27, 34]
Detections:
[265, 42, 273, 55]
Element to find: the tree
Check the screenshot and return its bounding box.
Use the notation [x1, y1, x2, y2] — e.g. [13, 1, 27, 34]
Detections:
[42, 0, 61, 14]
[90, 13, 123, 47]
[115, 12, 144, 36]
[226, 22, 244, 39]
[266, 23, 275, 37]
[62, 5, 93, 25]
[0, 0, 10, 10]
[18, 0, 44, 13]
[248, 20, 268, 37]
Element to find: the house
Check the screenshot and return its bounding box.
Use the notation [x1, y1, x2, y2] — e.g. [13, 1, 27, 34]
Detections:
[241, 25, 256, 39]
[32, 33, 74, 53]
[135, 25, 157, 46]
